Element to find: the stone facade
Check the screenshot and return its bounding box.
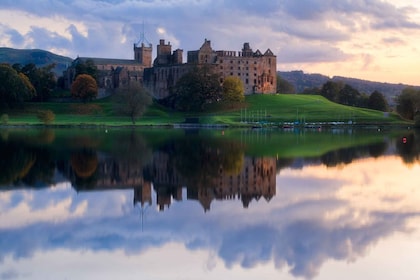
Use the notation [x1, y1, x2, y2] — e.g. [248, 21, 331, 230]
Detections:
[144, 39, 277, 99]
[63, 42, 152, 95]
[64, 38, 276, 99]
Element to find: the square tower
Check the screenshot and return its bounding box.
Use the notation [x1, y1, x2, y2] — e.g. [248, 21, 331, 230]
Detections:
[134, 42, 152, 67]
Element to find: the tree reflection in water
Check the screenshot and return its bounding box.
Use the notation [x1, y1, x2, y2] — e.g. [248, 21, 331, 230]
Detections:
[1, 128, 420, 279]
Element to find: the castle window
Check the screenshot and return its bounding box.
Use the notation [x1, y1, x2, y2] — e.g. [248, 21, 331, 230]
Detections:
[238, 67, 240, 70]
[246, 61, 248, 64]
[246, 78, 249, 84]
[238, 73, 240, 76]
[220, 66, 223, 69]
[230, 60, 233, 63]
[254, 79, 257, 84]
[230, 66, 233, 70]
[230, 72, 233, 76]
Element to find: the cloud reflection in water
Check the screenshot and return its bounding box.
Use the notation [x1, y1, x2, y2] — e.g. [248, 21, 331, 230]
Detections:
[0, 156, 420, 279]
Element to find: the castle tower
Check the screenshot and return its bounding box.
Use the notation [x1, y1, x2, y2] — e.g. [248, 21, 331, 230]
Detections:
[154, 39, 172, 66]
[134, 42, 152, 67]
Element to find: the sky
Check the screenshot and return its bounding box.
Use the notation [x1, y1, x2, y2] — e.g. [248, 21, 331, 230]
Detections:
[0, 0, 420, 85]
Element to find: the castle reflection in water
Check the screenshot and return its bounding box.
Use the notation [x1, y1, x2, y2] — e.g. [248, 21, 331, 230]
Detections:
[59, 151, 276, 212]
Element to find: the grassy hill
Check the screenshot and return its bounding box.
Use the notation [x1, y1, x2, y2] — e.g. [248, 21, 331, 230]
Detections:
[1, 94, 408, 127]
[0, 47, 73, 76]
[279, 70, 420, 104]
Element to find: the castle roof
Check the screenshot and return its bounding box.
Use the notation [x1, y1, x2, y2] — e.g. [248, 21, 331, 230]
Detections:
[76, 57, 142, 66]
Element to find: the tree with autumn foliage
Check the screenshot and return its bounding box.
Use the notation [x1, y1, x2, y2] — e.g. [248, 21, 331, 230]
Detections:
[0, 63, 35, 108]
[71, 74, 98, 102]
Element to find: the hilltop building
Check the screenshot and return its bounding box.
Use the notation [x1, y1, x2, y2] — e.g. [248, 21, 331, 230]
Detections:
[64, 37, 277, 99]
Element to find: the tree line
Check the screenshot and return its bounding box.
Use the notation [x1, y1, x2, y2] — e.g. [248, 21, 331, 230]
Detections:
[1, 57, 419, 125]
[277, 74, 420, 122]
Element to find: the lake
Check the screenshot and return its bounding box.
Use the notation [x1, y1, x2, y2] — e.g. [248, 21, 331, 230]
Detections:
[1, 127, 419, 280]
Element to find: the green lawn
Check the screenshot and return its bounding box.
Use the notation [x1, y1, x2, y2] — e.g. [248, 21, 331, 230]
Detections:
[1, 94, 409, 126]
[215, 94, 404, 125]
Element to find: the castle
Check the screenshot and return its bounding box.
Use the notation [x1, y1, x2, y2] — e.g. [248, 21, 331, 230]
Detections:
[64, 38, 277, 99]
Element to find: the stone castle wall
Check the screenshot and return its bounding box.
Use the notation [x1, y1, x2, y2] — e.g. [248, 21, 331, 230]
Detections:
[143, 39, 277, 99]
[64, 38, 277, 99]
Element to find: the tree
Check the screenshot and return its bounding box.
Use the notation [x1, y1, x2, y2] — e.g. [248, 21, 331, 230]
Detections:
[320, 81, 344, 102]
[301, 87, 321, 95]
[114, 83, 152, 124]
[368, 90, 389, 112]
[37, 110, 55, 124]
[71, 74, 98, 102]
[75, 59, 98, 82]
[172, 65, 222, 111]
[222, 76, 245, 104]
[338, 84, 362, 106]
[396, 87, 420, 120]
[0, 63, 36, 108]
[276, 74, 295, 94]
[11, 63, 57, 102]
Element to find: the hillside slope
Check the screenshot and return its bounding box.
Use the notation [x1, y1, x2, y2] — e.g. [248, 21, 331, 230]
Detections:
[279, 70, 420, 103]
[0, 47, 73, 76]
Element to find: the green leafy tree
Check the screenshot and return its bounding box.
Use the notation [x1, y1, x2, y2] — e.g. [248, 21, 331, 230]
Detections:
[320, 81, 344, 102]
[368, 90, 389, 112]
[222, 76, 245, 104]
[338, 84, 363, 106]
[114, 83, 152, 124]
[173, 65, 222, 111]
[0, 63, 36, 108]
[20, 63, 56, 101]
[71, 74, 98, 102]
[75, 59, 98, 82]
[396, 87, 420, 120]
[300, 87, 321, 95]
[276, 74, 295, 94]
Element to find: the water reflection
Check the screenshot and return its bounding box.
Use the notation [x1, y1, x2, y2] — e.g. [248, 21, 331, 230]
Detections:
[1, 128, 420, 279]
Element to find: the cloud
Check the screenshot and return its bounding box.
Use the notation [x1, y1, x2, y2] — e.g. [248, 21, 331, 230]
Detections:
[0, 0, 419, 80]
[278, 43, 351, 63]
[0, 269, 19, 280]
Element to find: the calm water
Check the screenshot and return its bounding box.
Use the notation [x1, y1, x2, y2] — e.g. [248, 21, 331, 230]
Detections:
[1, 128, 420, 280]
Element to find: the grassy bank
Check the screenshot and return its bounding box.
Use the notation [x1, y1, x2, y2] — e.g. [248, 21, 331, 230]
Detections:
[1, 94, 409, 127]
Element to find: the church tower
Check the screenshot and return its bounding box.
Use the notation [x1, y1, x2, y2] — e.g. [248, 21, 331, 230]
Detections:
[134, 42, 152, 67]
[134, 23, 152, 67]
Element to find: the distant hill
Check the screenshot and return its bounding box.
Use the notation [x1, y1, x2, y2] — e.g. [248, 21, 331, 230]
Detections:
[0, 47, 73, 77]
[279, 70, 420, 104]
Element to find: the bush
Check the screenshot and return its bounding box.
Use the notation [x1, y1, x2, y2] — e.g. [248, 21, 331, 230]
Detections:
[37, 110, 55, 124]
[1, 114, 9, 125]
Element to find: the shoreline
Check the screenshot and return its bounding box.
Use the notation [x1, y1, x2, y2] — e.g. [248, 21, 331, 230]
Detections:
[0, 121, 413, 130]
